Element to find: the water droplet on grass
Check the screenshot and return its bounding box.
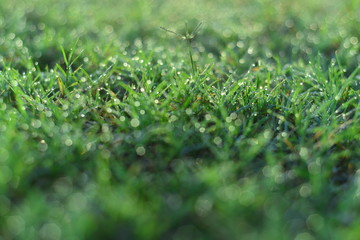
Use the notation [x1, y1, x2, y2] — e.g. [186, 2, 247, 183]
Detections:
[45, 111, 52, 117]
[64, 138, 73, 146]
[39, 223, 62, 240]
[6, 215, 24, 235]
[38, 140, 48, 152]
[213, 137, 222, 145]
[31, 120, 42, 128]
[130, 118, 140, 128]
[136, 146, 146, 156]
[299, 184, 312, 198]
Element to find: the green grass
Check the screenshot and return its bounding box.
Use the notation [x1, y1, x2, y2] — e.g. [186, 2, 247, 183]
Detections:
[0, 0, 359, 239]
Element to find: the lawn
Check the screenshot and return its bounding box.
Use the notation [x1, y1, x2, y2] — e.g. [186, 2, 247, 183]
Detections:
[0, 0, 359, 239]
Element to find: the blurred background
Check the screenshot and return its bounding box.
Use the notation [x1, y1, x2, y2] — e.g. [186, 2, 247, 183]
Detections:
[0, 0, 359, 71]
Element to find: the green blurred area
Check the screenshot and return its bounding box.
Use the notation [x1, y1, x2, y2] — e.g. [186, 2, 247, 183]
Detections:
[1, 0, 359, 68]
[0, 0, 359, 239]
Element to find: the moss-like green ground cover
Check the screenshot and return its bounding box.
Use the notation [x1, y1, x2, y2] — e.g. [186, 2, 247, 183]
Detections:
[0, 0, 359, 239]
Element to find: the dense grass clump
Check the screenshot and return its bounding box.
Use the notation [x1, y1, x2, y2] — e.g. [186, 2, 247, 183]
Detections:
[0, 0, 359, 239]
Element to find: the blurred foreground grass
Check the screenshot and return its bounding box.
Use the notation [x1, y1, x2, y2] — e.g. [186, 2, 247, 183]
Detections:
[0, 0, 359, 239]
